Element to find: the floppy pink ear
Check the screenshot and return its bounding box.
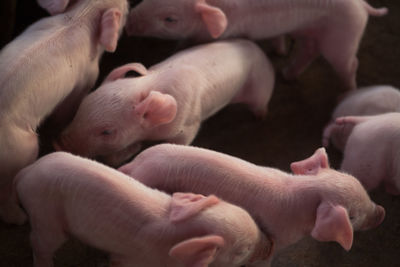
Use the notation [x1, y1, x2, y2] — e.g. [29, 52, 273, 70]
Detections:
[169, 235, 225, 267]
[290, 148, 330, 175]
[103, 63, 148, 83]
[100, 8, 122, 52]
[37, 0, 69, 14]
[195, 0, 227, 38]
[135, 91, 177, 128]
[311, 202, 353, 251]
[169, 193, 219, 222]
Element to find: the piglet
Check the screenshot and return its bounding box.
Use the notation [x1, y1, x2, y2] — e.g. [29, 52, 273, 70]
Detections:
[323, 85, 400, 150]
[126, 0, 387, 89]
[323, 112, 400, 194]
[0, 0, 128, 224]
[55, 39, 275, 167]
[15, 152, 272, 267]
[119, 144, 385, 264]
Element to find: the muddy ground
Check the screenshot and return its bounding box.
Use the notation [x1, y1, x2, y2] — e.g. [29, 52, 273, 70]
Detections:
[1, 0, 399, 266]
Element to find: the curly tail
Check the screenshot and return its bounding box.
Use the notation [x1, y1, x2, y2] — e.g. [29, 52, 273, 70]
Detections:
[362, 1, 388, 17]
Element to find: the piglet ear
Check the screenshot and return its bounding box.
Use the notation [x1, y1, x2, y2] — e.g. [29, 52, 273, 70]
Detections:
[169, 235, 225, 267]
[37, 0, 69, 14]
[103, 63, 148, 83]
[135, 91, 177, 128]
[100, 8, 122, 52]
[290, 148, 330, 175]
[311, 202, 353, 251]
[195, 0, 227, 38]
[169, 193, 219, 222]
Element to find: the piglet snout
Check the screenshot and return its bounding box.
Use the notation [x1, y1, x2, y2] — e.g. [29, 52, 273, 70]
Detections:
[372, 205, 385, 228]
[362, 204, 385, 230]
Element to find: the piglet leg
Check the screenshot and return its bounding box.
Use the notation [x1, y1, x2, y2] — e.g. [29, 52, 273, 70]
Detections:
[318, 25, 362, 90]
[30, 221, 67, 267]
[282, 37, 319, 80]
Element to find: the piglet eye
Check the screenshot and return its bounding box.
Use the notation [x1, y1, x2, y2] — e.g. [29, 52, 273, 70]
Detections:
[101, 130, 113, 136]
[164, 17, 178, 23]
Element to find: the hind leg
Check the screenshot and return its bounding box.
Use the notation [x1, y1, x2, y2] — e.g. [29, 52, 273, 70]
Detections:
[0, 181, 27, 225]
[30, 220, 68, 267]
[319, 23, 364, 90]
[0, 130, 38, 224]
[323, 46, 358, 90]
[247, 72, 276, 119]
[282, 36, 320, 80]
[232, 56, 275, 119]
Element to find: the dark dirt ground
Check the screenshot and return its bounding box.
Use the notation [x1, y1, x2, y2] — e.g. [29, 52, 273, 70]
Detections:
[1, 0, 400, 266]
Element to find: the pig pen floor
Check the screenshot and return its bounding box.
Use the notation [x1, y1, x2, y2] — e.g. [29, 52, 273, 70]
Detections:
[1, 0, 400, 266]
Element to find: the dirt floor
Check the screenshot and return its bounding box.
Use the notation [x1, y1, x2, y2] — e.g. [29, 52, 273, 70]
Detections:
[1, 0, 400, 266]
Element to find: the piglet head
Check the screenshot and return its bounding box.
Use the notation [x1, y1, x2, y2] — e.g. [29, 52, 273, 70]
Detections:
[126, 0, 227, 39]
[291, 148, 385, 251]
[54, 63, 177, 166]
[169, 193, 272, 266]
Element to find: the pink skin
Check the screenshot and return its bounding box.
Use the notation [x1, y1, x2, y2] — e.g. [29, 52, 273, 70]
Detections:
[15, 152, 272, 267]
[0, 0, 128, 224]
[323, 113, 400, 195]
[37, 0, 69, 14]
[127, 0, 387, 90]
[322, 85, 400, 150]
[119, 145, 385, 264]
[55, 39, 275, 167]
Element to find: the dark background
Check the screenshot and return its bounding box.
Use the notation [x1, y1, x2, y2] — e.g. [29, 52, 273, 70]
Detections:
[1, 0, 399, 266]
